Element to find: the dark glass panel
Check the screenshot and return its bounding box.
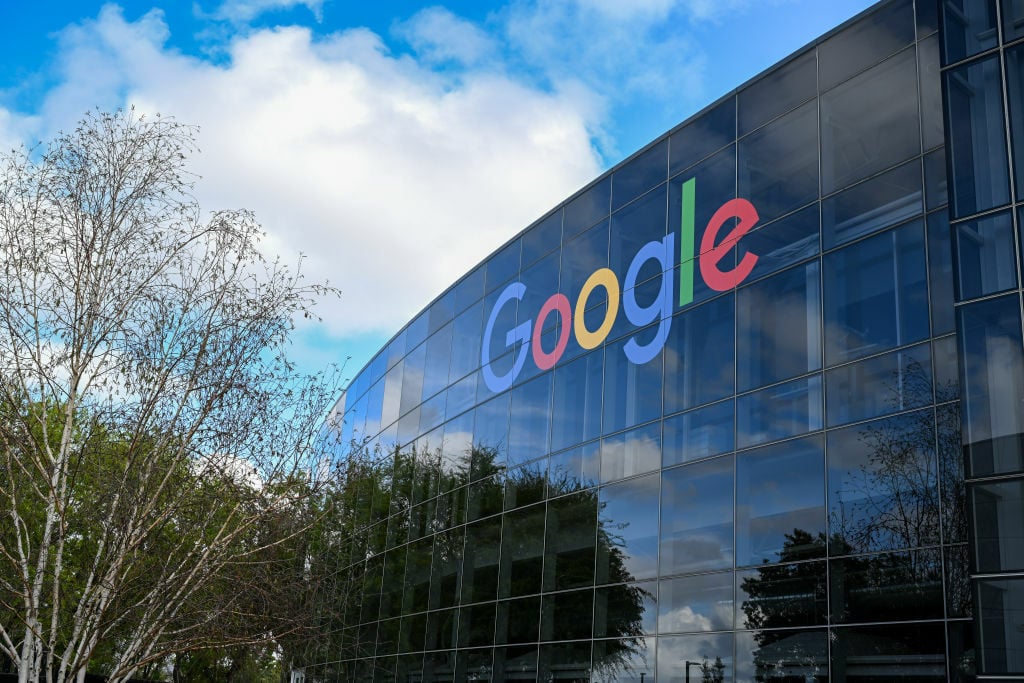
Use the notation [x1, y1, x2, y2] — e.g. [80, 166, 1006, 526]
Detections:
[441, 411, 473, 491]
[945, 544, 973, 618]
[472, 393, 508, 476]
[829, 548, 943, 624]
[976, 577, 1024, 674]
[550, 349, 603, 453]
[507, 374, 551, 467]
[538, 641, 592, 681]
[504, 461, 547, 511]
[657, 633, 733, 683]
[448, 300, 483, 388]
[920, 35, 944, 151]
[823, 220, 929, 365]
[600, 422, 661, 484]
[738, 49, 816, 136]
[522, 210, 562, 267]
[1007, 43, 1024, 195]
[517, 248, 561, 332]
[400, 342, 426, 418]
[400, 613, 427, 654]
[547, 442, 600, 498]
[825, 342, 933, 426]
[455, 648, 492, 681]
[735, 628, 828, 683]
[453, 265, 485, 314]
[734, 204, 820, 282]
[593, 581, 657, 638]
[934, 336, 961, 403]
[492, 645, 538, 681]
[660, 455, 734, 575]
[821, 160, 923, 249]
[947, 620, 977, 683]
[560, 219, 610, 306]
[602, 334, 662, 435]
[423, 649, 458, 681]
[494, 595, 540, 645]
[945, 54, 1011, 218]
[544, 489, 598, 591]
[955, 209, 1018, 300]
[958, 295, 1024, 476]
[498, 503, 546, 599]
[612, 139, 668, 211]
[658, 571, 733, 634]
[830, 622, 946, 681]
[942, 0, 998, 63]
[540, 589, 594, 641]
[938, 403, 967, 545]
[361, 555, 385, 624]
[819, 0, 914, 90]
[821, 48, 921, 195]
[462, 517, 501, 604]
[565, 176, 611, 240]
[486, 238, 521, 295]
[1005, 0, 1024, 40]
[917, 0, 940, 35]
[610, 182, 668, 282]
[379, 546, 408, 620]
[737, 261, 822, 392]
[430, 527, 464, 611]
[972, 477, 1024, 572]
[736, 560, 827, 630]
[458, 602, 496, 649]
[407, 312, 430, 353]
[663, 293, 734, 414]
[593, 637, 654, 682]
[736, 435, 826, 566]
[670, 96, 736, 176]
[428, 289, 455, 336]
[924, 147, 947, 211]
[927, 210, 956, 335]
[663, 400, 734, 467]
[381, 361, 403, 430]
[597, 472, 660, 583]
[736, 374, 823, 449]
[738, 101, 818, 224]
[467, 476, 504, 522]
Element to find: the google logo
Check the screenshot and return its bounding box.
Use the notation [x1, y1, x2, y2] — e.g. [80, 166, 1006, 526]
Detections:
[481, 177, 761, 393]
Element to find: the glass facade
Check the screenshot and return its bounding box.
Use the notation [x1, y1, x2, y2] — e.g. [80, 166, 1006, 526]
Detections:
[299, 0, 1024, 680]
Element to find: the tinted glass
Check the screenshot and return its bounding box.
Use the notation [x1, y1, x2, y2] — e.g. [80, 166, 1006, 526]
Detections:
[610, 182, 667, 280]
[663, 399, 734, 466]
[736, 374, 823, 449]
[663, 293, 734, 414]
[544, 490, 597, 591]
[658, 571, 733, 633]
[739, 50, 816, 136]
[453, 265, 485, 314]
[821, 160, 923, 249]
[507, 374, 551, 467]
[973, 478, 1024, 572]
[564, 177, 610, 240]
[735, 204, 820, 281]
[826, 341, 932, 427]
[449, 301, 482, 384]
[661, 455, 734, 574]
[924, 146, 947, 210]
[498, 504, 545, 598]
[540, 589, 592, 640]
[1010, 45, 1024, 199]
[736, 561, 827, 629]
[920, 35, 945, 150]
[977, 576, 1024, 673]
[954, 209, 1019, 300]
[819, 0, 915, 90]
[735, 628, 828, 683]
[522, 210, 562, 267]
[927, 210, 956, 335]
[829, 549, 944, 623]
[829, 622, 946, 681]
[670, 96, 735, 176]
[598, 473, 660, 583]
[942, 0, 998, 63]
[612, 139, 667, 211]
[560, 220, 609, 306]
[550, 349, 603, 452]
[658, 633, 733, 682]
[602, 334, 662, 435]
[593, 581, 657, 638]
[600, 422, 661, 484]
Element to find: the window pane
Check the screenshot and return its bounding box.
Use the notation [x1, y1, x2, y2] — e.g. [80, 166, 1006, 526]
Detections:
[664, 293, 734, 414]
[825, 342, 933, 426]
[462, 518, 501, 604]
[920, 35, 945, 150]
[658, 633, 733, 683]
[507, 374, 551, 467]
[658, 571, 733, 633]
[972, 478, 1024, 572]
[600, 422, 662, 484]
[593, 581, 657, 638]
[823, 221, 929, 365]
[822, 160, 923, 250]
[945, 54, 1011, 218]
[670, 96, 735, 176]
[737, 261, 822, 392]
[610, 182, 667, 280]
[830, 549, 944, 625]
[819, 0, 914, 90]
[928, 210, 956, 335]
[612, 139, 667, 211]
[830, 623, 946, 681]
[736, 561, 827, 629]
[522, 210, 562, 267]
[544, 490, 598, 591]
[661, 455, 734, 575]
[550, 349, 603, 452]
[498, 504, 545, 598]
[603, 334, 662, 435]
[565, 176, 610, 240]
[736, 628, 828, 683]
[821, 47, 921, 195]
[942, 0, 998, 64]
[598, 473, 661, 583]
[486, 238, 521, 294]
[736, 374, 822, 449]
[663, 399, 734, 467]
[734, 204, 820, 281]
[739, 49, 816, 136]
[955, 209, 1018, 301]
[449, 301, 483, 384]
[736, 435, 826, 567]
[977, 576, 1024, 674]
[958, 295, 1024, 477]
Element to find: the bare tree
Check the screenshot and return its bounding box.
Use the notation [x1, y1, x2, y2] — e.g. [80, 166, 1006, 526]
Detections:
[0, 110, 340, 683]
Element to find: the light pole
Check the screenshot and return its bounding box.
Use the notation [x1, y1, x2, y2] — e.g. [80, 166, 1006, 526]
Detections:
[685, 660, 703, 683]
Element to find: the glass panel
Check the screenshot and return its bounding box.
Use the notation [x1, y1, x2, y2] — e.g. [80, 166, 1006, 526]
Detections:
[928, 210, 956, 335]
[657, 633, 733, 683]
[821, 160, 923, 249]
[486, 238, 521, 295]
[565, 176, 610, 240]
[560, 219, 609, 306]
[540, 589, 593, 641]
[1007, 43, 1024, 197]
[958, 294, 1024, 476]
[458, 602, 496, 649]
[663, 293, 734, 414]
[544, 489, 598, 591]
[658, 571, 733, 634]
[610, 182, 667, 281]
[821, 48, 921, 195]
[972, 477, 1024, 572]
[593, 636, 655, 682]
[428, 289, 455, 336]
[829, 548, 944, 624]
[422, 322, 453, 402]
[737, 261, 822, 392]
[494, 595, 540, 645]
[547, 442, 600, 498]
[977, 576, 1024, 674]
[945, 54, 1011, 218]
[453, 265, 485, 314]
[449, 301, 482, 384]
[602, 334, 662, 435]
[670, 96, 735, 177]
[663, 400, 735, 467]
[462, 517, 501, 604]
[430, 527, 464, 611]
[612, 139, 667, 211]
[738, 100, 818, 224]
[498, 504, 545, 598]
[830, 622, 946, 681]
[736, 561, 827, 629]
[517, 249, 561, 334]
[735, 628, 828, 683]
[819, 0, 915, 90]
[538, 640, 592, 680]
[472, 393, 508, 474]
[600, 422, 661, 484]
[738, 49, 816, 136]
[661, 455, 734, 575]
[736, 435, 826, 567]
[942, 0, 998, 63]
[507, 374, 551, 467]
[593, 581, 657, 638]
[598, 472, 660, 583]
[938, 404, 967, 547]
[522, 210, 562, 267]
[550, 349, 603, 453]
[825, 342, 933, 426]
[736, 374, 822, 449]
[504, 461, 546, 511]
[924, 148, 948, 212]
[934, 335, 961, 403]
[955, 209, 1018, 300]
[823, 221, 929, 365]
[734, 204, 820, 282]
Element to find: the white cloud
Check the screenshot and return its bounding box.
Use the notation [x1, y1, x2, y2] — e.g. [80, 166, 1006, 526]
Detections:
[394, 7, 499, 66]
[206, 0, 325, 23]
[26, 6, 601, 340]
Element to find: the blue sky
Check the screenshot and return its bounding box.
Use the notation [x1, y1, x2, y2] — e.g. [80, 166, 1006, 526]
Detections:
[0, 0, 876, 385]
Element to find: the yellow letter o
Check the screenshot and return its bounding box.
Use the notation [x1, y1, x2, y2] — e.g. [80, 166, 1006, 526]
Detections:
[574, 268, 620, 350]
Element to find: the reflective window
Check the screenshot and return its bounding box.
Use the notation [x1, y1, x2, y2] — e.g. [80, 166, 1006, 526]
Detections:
[829, 623, 946, 681]
[663, 293, 734, 415]
[823, 160, 924, 251]
[486, 238, 521, 294]
[507, 374, 551, 467]
[819, 0, 914, 90]
[972, 478, 1024, 572]
[593, 581, 657, 638]
[453, 265, 484, 314]
[738, 49, 816, 136]
[942, 0, 998, 63]
[661, 456, 734, 575]
[449, 301, 483, 384]
[504, 461, 546, 511]
[927, 210, 956, 335]
[430, 527, 464, 610]
[736, 374, 823, 449]
[658, 633, 733, 683]
[735, 204, 820, 282]
[472, 393, 508, 473]
[958, 295, 1024, 476]
[829, 548, 944, 624]
[823, 221, 929, 365]
[544, 490, 598, 591]
[658, 571, 733, 633]
[462, 517, 501, 604]
[598, 473, 660, 583]
[977, 576, 1024, 674]
[494, 595, 540, 645]
[522, 210, 562, 267]
[610, 182, 667, 280]
[1008, 44, 1024, 195]
[547, 442, 600, 498]
[737, 261, 822, 392]
[459, 602, 496, 648]
[825, 342, 933, 426]
[924, 147, 947, 211]
[600, 422, 662, 484]
[735, 628, 828, 683]
[400, 342, 426, 417]
[565, 176, 610, 240]
[538, 640, 591, 679]
[517, 249, 560, 332]
[955, 210, 1018, 300]
[612, 139, 667, 211]
[821, 48, 921, 195]
[498, 504, 545, 598]
[736, 561, 827, 629]
[920, 35, 945, 152]
[938, 404, 967, 547]
[670, 96, 735, 176]
[945, 54, 1011, 218]
[738, 101, 818, 224]
[934, 335, 961, 403]
[422, 323, 453, 402]
[560, 220, 609, 306]
[550, 349, 603, 453]
[602, 334, 662, 435]
[593, 636, 654, 682]
[736, 435, 826, 567]
[663, 400, 734, 467]
[428, 289, 455, 336]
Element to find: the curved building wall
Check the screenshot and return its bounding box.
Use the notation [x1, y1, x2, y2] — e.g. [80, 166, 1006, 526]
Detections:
[305, 0, 983, 680]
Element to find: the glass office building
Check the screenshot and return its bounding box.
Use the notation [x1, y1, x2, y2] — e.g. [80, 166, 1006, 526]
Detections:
[300, 0, 1024, 679]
